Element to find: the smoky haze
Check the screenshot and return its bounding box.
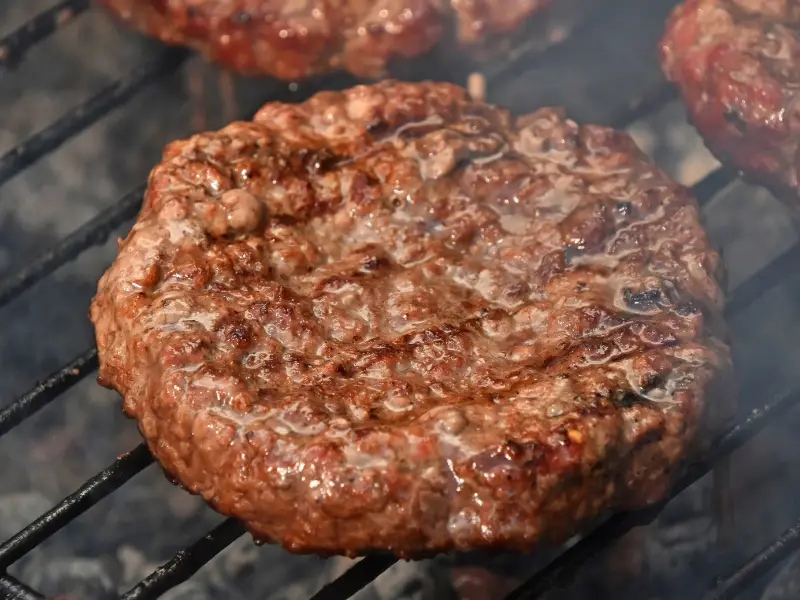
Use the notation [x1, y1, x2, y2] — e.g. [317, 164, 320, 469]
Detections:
[0, 2, 799, 599]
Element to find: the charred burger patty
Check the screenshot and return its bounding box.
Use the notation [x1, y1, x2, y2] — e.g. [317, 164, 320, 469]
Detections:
[90, 80, 732, 557]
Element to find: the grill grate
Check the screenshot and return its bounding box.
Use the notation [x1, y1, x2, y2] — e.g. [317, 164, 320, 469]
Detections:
[1, 3, 799, 600]
[0, 444, 153, 570]
[0, 48, 187, 188]
[0, 187, 143, 309]
[0, 347, 98, 437]
[699, 517, 800, 600]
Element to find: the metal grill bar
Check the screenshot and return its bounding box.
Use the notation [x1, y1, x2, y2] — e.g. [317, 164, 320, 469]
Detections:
[0, 347, 97, 438]
[0, 0, 90, 69]
[0, 48, 187, 188]
[725, 242, 800, 316]
[0, 185, 143, 309]
[121, 518, 247, 600]
[502, 388, 800, 600]
[699, 518, 800, 600]
[0, 444, 153, 570]
[0, 574, 45, 600]
[309, 556, 398, 600]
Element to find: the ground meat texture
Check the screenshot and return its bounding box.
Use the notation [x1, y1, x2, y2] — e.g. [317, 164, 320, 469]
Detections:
[660, 0, 800, 209]
[97, 0, 563, 80]
[90, 80, 734, 557]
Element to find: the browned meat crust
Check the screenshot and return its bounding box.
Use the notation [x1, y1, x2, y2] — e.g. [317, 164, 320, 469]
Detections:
[660, 0, 800, 208]
[97, 0, 557, 80]
[90, 80, 733, 558]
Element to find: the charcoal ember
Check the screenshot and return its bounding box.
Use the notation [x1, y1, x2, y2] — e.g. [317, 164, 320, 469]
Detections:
[590, 482, 722, 600]
[118, 532, 334, 600]
[116, 545, 158, 589]
[267, 580, 330, 600]
[762, 552, 800, 600]
[19, 556, 117, 600]
[268, 558, 363, 600]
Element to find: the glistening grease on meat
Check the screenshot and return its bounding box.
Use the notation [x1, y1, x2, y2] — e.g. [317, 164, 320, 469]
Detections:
[90, 81, 734, 557]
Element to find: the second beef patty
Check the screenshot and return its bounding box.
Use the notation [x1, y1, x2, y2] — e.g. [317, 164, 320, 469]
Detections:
[98, 0, 565, 80]
[661, 0, 800, 210]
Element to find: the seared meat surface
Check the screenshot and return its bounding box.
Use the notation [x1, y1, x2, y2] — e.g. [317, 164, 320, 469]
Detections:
[661, 0, 800, 208]
[90, 81, 732, 557]
[98, 0, 560, 79]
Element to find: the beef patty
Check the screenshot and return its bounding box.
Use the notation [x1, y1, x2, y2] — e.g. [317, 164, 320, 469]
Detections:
[98, 0, 564, 80]
[90, 80, 733, 557]
[661, 0, 800, 208]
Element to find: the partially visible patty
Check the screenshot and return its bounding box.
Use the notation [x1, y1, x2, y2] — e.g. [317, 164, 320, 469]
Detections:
[661, 0, 800, 207]
[98, 0, 561, 80]
[90, 80, 733, 557]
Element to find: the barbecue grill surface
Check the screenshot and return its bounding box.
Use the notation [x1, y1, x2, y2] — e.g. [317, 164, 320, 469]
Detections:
[2, 1, 800, 600]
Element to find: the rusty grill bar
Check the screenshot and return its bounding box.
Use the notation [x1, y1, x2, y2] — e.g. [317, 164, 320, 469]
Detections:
[1, 3, 798, 600]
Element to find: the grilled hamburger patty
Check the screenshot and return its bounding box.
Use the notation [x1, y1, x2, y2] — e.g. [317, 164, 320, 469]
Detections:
[661, 0, 800, 207]
[90, 81, 733, 557]
[98, 0, 560, 80]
